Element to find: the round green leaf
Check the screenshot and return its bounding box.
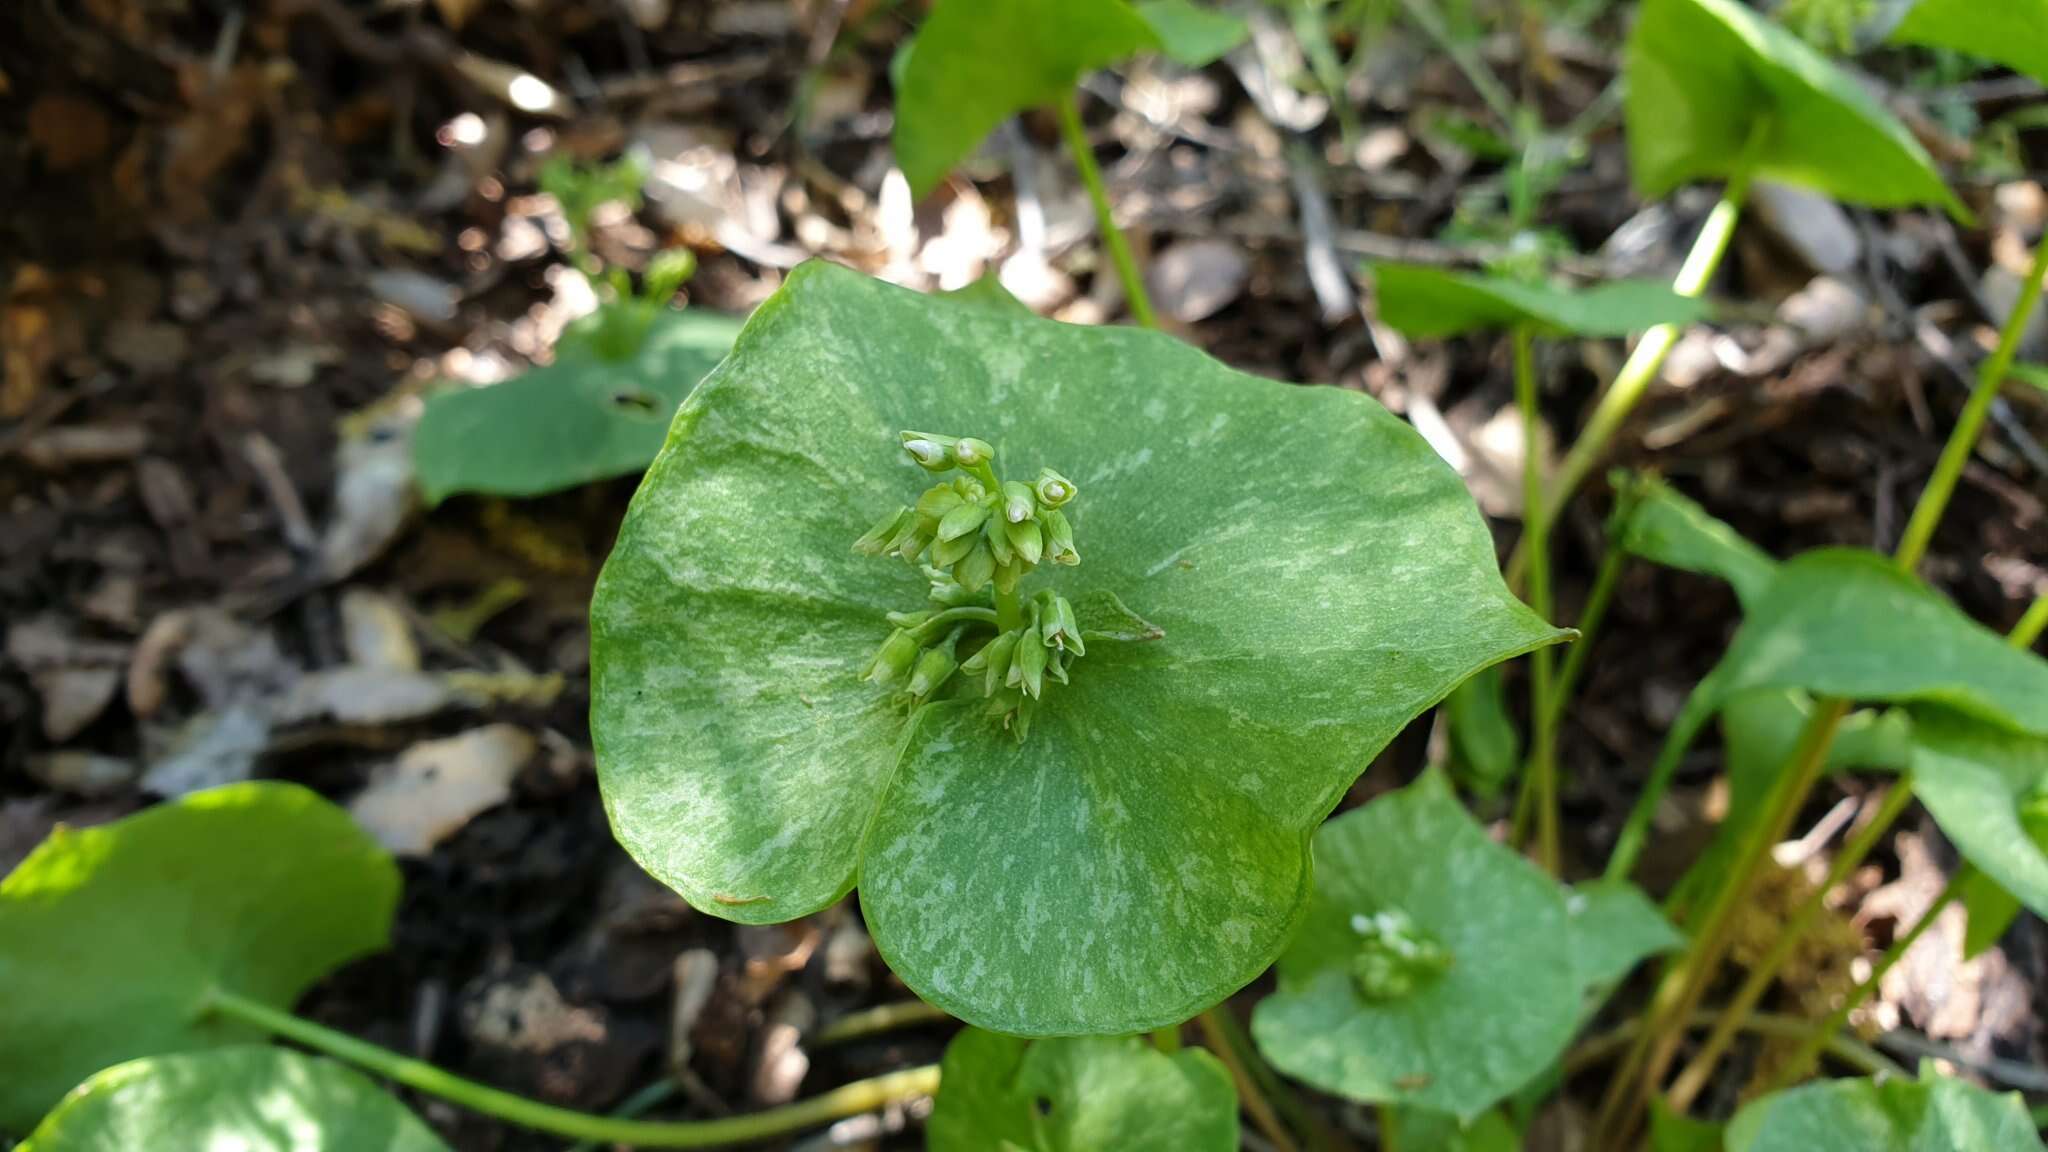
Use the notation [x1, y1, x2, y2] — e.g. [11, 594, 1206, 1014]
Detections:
[1910, 708, 2048, 921]
[0, 782, 398, 1131]
[589, 261, 1564, 1035]
[414, 309, 745, 502]
[1134, 0, 1248, 67]
[1612, 472, 1777, 612]
[926, 1030, 1236, 1152]
[1891, 0, 2048, 88]
[1727, 1072, 2042, 1152]
[1625, 0, 1964, 215]
[22, 1047, 448, 1152]
[1370, 264, 1708, 339]
[1565, 880, 1683, 991]
[1250, 771, 1579, 1120]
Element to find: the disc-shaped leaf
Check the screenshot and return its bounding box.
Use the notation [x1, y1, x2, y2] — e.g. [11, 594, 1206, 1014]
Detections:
[1625, 0, 1963, 214]
[590, 261, 1563, 1034]
[0, 782, 398, 1130]
[21, 1047, 448, 1152]
[1250, 771, 1580, 1120]
[1891, 0, 2048, 88]
[1727, 1071, 2042, 1152]
[1371, 264, 1707, 339]
[926, 1030, 1236, 1152]
[414, 309, 744, 502]
[1910, 708, 2048, 922]
[893, 0, 1159, 198]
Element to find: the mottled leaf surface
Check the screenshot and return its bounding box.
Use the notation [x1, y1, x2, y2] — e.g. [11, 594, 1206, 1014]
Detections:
[1614, 473, 1777, 611]
[1891, 0, 2048, 87]
[892, 0, 1158, 198]
[1371, 264, 1706, 339]
[1626, 0, 1962, 214]
[414, 309, 744, 502]
[926, 1030, 1236, 1152]
[0, 783, 398, 1130]
[1727, 1072, 2042, 1152]
[1251, 772, 1580, 1119]
[21, 1048, 447, 1152]
[1565, 880, 1683, 990]
[1910, 708, 2048, 922]
[592, 262, 1560, 1034]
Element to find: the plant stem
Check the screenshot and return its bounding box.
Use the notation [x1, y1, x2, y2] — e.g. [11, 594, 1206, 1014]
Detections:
[1379, 1102, 1401, 1152]
[202, 990, 940, 1147]
[1564, 1009, 1903, 1081]
[1152, 1024, 1183, 1053]
[1763, 870, 1966, 1093]
[812, 999, 953, 1047]
[1395, 0, 1519, 132]
[1894, 226, 2048, 571]
[1663, 781, 1915, 1112]
[1508, 120, 1770, 591]
[1055, 90, 1157, 330]
[994, 587, 1025, 634]
[2012, 595, 2048, 649]
[1543, 512, 1629, 734]
[1510, 327, 1561, 873]
[1196, 1008, 1302, 1152]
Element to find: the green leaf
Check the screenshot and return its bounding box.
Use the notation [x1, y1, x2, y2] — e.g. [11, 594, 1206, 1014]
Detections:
[1399, 1108, 1519, 1152]
[1250, 772, 1581, 1120]
[1955, 865, 2024, 959]
[926, 1030, 1236, 1152]
[1625, 0, 1964, 215]
[1909, 708, 2048, 923]
[1135, 0, 1247, 67]
[1727, 1070, 2042, 1152]
[2010, 362, 2048, 395]
[1370, 264, 1707, 339]
[1613, 472, 1778, 611]
[893, 0, 1160, 198]
[1650, 1103, 1724, 1152]
[0, 782, 398, 1131]
[21, 1047, 448, 1152]
[1891, 0, 2048, 88]
[590, 262, 1564, 1035]
[414, 309, 744, 502]
[1444, 666, 1521, 800]
[1565, 879, 1683, 990]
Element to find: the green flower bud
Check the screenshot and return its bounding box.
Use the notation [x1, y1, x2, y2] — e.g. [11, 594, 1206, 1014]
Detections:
[1002, 481, 1037, 524]
[1005, 518, 1044, 565]
[1017, 633, 1049, 699]
[976, 631, 1020, 695]
[953, 437, 995, 468]
[985, 518, 1015, 567]
[863, 629, 920, 687]
[1348, 910, 1452, 1003]
[931, 531, 978, 568]
[886, 608, 938, 630]
[1041, 594, 1085, 656]
[1042, 508, 1079, 565]
[901, 431, 957, 471]
[1033, 468, 1076, 508]
[1011, 694, 1039, 741]
[992, 557, 1023, 596]
[928, 578, 978, 608]
[954, 541, 996, 593]
[916, 484, 965, 521]
[937, 498, 992, 542]
[1046, 649, 1070, 686]
[907, 643, 959, 700]
[853, 507, 913, 555]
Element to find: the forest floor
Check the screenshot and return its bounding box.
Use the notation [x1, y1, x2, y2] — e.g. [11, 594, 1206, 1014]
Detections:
[3, 1, 2046, 1148]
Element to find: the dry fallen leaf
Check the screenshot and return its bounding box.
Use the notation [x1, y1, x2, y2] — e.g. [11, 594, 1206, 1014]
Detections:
[349, 724, 537, 855]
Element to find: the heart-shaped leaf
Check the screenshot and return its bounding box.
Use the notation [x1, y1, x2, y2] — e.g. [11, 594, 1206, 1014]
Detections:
[1250, 771, 1581, 1120]
[21, 1047, 448, 1152]
[1612, 473, 1777, 611]
[590, 262, 1563, 1035]
[1370, 265, 1707, 339]
[926, 1030, 1236, 1151]
[1909, 708, 2048, 921]
[413, 309, 744, 502]
[0, 782, 398, 1130]
[1565, 879, 1683, 991]
[1625, 0, 1963, 215]
[1727, 1070, 2042, 1152]
[1890, 0, 2048, 87]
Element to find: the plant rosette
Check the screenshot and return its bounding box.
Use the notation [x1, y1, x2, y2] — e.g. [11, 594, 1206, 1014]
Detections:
[926, 1029, 1236, 1151]
[587, 262, 1568, 1035]
[1249, 771, 1677, 1120]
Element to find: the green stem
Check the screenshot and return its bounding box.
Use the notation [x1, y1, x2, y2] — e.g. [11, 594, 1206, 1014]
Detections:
[1664, 781, 1916, 1112]
[812, 999, 953, 1047]
[914, 606, 1000, 639]
[1895, 226, 2048, 571]
[1151, 1024, 1183, 1054]
[1509, 120, 1770, 591]
[994, 588, 1024, 634]
[1511, 327, 1561, 873]
[1195, 1008, 1302, 1152]
[1764, 870, 1966, 1093]
[2012, 595, 2048, 649]
[1055, 90, 1157, 330]
[1564, 1009, 1904, 1082]
[202, 990, 940, 1147]
[1379, 1102, 1401, 1152]
[1395, 0, 1519, 132]
[1543, 512, 1629, 733]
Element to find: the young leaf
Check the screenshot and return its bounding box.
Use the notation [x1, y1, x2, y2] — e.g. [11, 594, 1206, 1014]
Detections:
[926, 1030, 1236, 1151]
[1612, 472, 1777, 611]
[1727, 1070, 2042, 1152]
[1370, 264, 1708, 339]
[414, 309, 743, 502]
[0, 782, 398, 1131]
[1565, 880, 1684, 991]
[1625, 0, 1964, 216]
[21, 1047, 449, 1152]
[1909, 708, 2048, 923]
[1443, 666, 1520, 800]
[2011, 362, 2048, 395]
[1249, 771, 1581, 1120]
[1134, 0, 1248, 67]
[590, 262, 1564, 1036]
[1955, 864, 2027, 960]
[1650, 1104, 1725, 1152]
[1890, 0, 2048, 88]
[893, 0, 1160, 198]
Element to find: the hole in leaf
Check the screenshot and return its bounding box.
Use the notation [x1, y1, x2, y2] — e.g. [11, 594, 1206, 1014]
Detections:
[1032, 1096, 1054, 1118]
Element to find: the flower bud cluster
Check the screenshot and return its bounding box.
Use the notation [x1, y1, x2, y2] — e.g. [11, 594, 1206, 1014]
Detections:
[1348, 909, 1454, 1002]
[853, 432, 1077, 596]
